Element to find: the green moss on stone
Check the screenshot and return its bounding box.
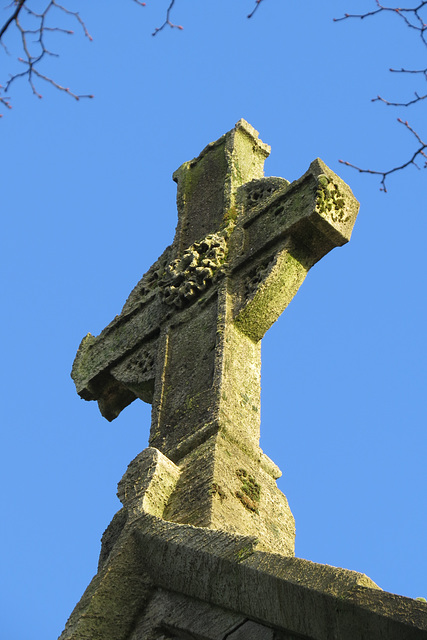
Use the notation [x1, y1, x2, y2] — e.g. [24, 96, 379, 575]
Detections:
[211, 483, 227, 502]
[234, 251, 307, 343]
[223, 205, 238, 226]
[235, 543, 255, 562]
[235, 468, 261, 514]
[316, 174, 349, 223]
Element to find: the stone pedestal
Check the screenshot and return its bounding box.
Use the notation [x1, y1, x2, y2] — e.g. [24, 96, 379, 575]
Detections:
[60, 472, 427, 640]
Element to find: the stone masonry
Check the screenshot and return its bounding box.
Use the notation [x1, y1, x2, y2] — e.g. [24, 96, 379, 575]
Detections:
[60, 120, 427, 640]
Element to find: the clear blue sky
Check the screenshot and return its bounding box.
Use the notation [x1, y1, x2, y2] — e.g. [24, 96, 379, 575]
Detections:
[2, 1, 426, 638]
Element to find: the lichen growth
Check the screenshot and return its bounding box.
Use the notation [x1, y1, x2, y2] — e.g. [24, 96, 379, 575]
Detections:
[211, 483, 227, 502]
[223, 205, 238, 226]
[120, 230, 229, 314]
[162, 233, 228, 308]
[71, 332, 97, 387]
[184, 144, 227, 204]
[235, 542, 256, 562]
[315, 174, 349, 224]
[121, 246, 172, 314]
[234, 250, 307, 344]
[236, 468, 261, 514]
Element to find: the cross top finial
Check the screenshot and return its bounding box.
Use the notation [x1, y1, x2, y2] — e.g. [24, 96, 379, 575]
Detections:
[171, 119, 270, 255]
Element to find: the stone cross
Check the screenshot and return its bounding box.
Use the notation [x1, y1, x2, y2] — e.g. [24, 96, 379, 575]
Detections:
[72, 120, 359, 554]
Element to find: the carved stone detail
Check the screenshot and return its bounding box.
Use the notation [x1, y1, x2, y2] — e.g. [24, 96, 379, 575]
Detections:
[242, 177, 289, 209]
[114, 344, 156, 382]
[316, 173, 350, 224]
[122, 246, 173, 314]
[122, 234, 228, 314]
[110, 339, 157, 402]
[243, 256, 276, 301]
[162, 233, 227, 308]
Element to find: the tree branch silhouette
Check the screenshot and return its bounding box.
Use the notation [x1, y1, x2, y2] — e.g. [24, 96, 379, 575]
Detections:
[340, 119, 426, 191]
[1, 0, 425, 190]
[335, 1, 427, 189]
[248, 0, 266, 19]
[0, 0, 93, 115]
[334, 1, 427, 45]
[1, 0, 264, 115]
[151, 0, 183, 35]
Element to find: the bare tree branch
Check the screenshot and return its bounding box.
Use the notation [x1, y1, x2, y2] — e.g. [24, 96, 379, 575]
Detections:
[335, 1, 427, 188]
[149, 0, 266, 35]
[152, 0, 183, 36]
[0, 0, 93, 115]
[1, 0, 424, 192]
[372, 91, 427, 107]
[1, 1, 267, 115]
[0, 85, 12, 113]
[248, 0, 266, 20]
[376, 66, 427, 106]
[0, 0, 26, 39]
[334, 1, 427, 46]
[339, 119, 427, 191]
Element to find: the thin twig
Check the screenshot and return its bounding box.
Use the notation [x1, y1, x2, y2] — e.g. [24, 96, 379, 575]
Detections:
[152, 0, 183, 36]
[335, 1, 427, 187]
[0, 86, 12, 117]
[339, 119, 427, 191]
[372, 92, 427, 107]
[334, 1, 427, 46]
[373, 67, 427, 106]
[0, 0, 26, 39]
[248, 0, 265, 19]
[0, 0, 93, 114]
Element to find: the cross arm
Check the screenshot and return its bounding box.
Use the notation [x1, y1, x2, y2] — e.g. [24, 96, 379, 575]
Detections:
[71, 231, 230, 421]
[230, 158, 359, 342]
[236, 158, 359, 267]
[71, 299, 163, 421]
[70, 247, 174, 420]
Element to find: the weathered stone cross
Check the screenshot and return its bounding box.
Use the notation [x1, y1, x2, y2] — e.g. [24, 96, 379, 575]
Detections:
[72, 120, 359, 554]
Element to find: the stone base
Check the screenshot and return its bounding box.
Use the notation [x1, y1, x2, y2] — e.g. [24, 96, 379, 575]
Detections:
[113, 443, 295, 556]
[129, 589, 288, 640]
[60, 508, 427, 640]
[163, 435, 295, 556]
